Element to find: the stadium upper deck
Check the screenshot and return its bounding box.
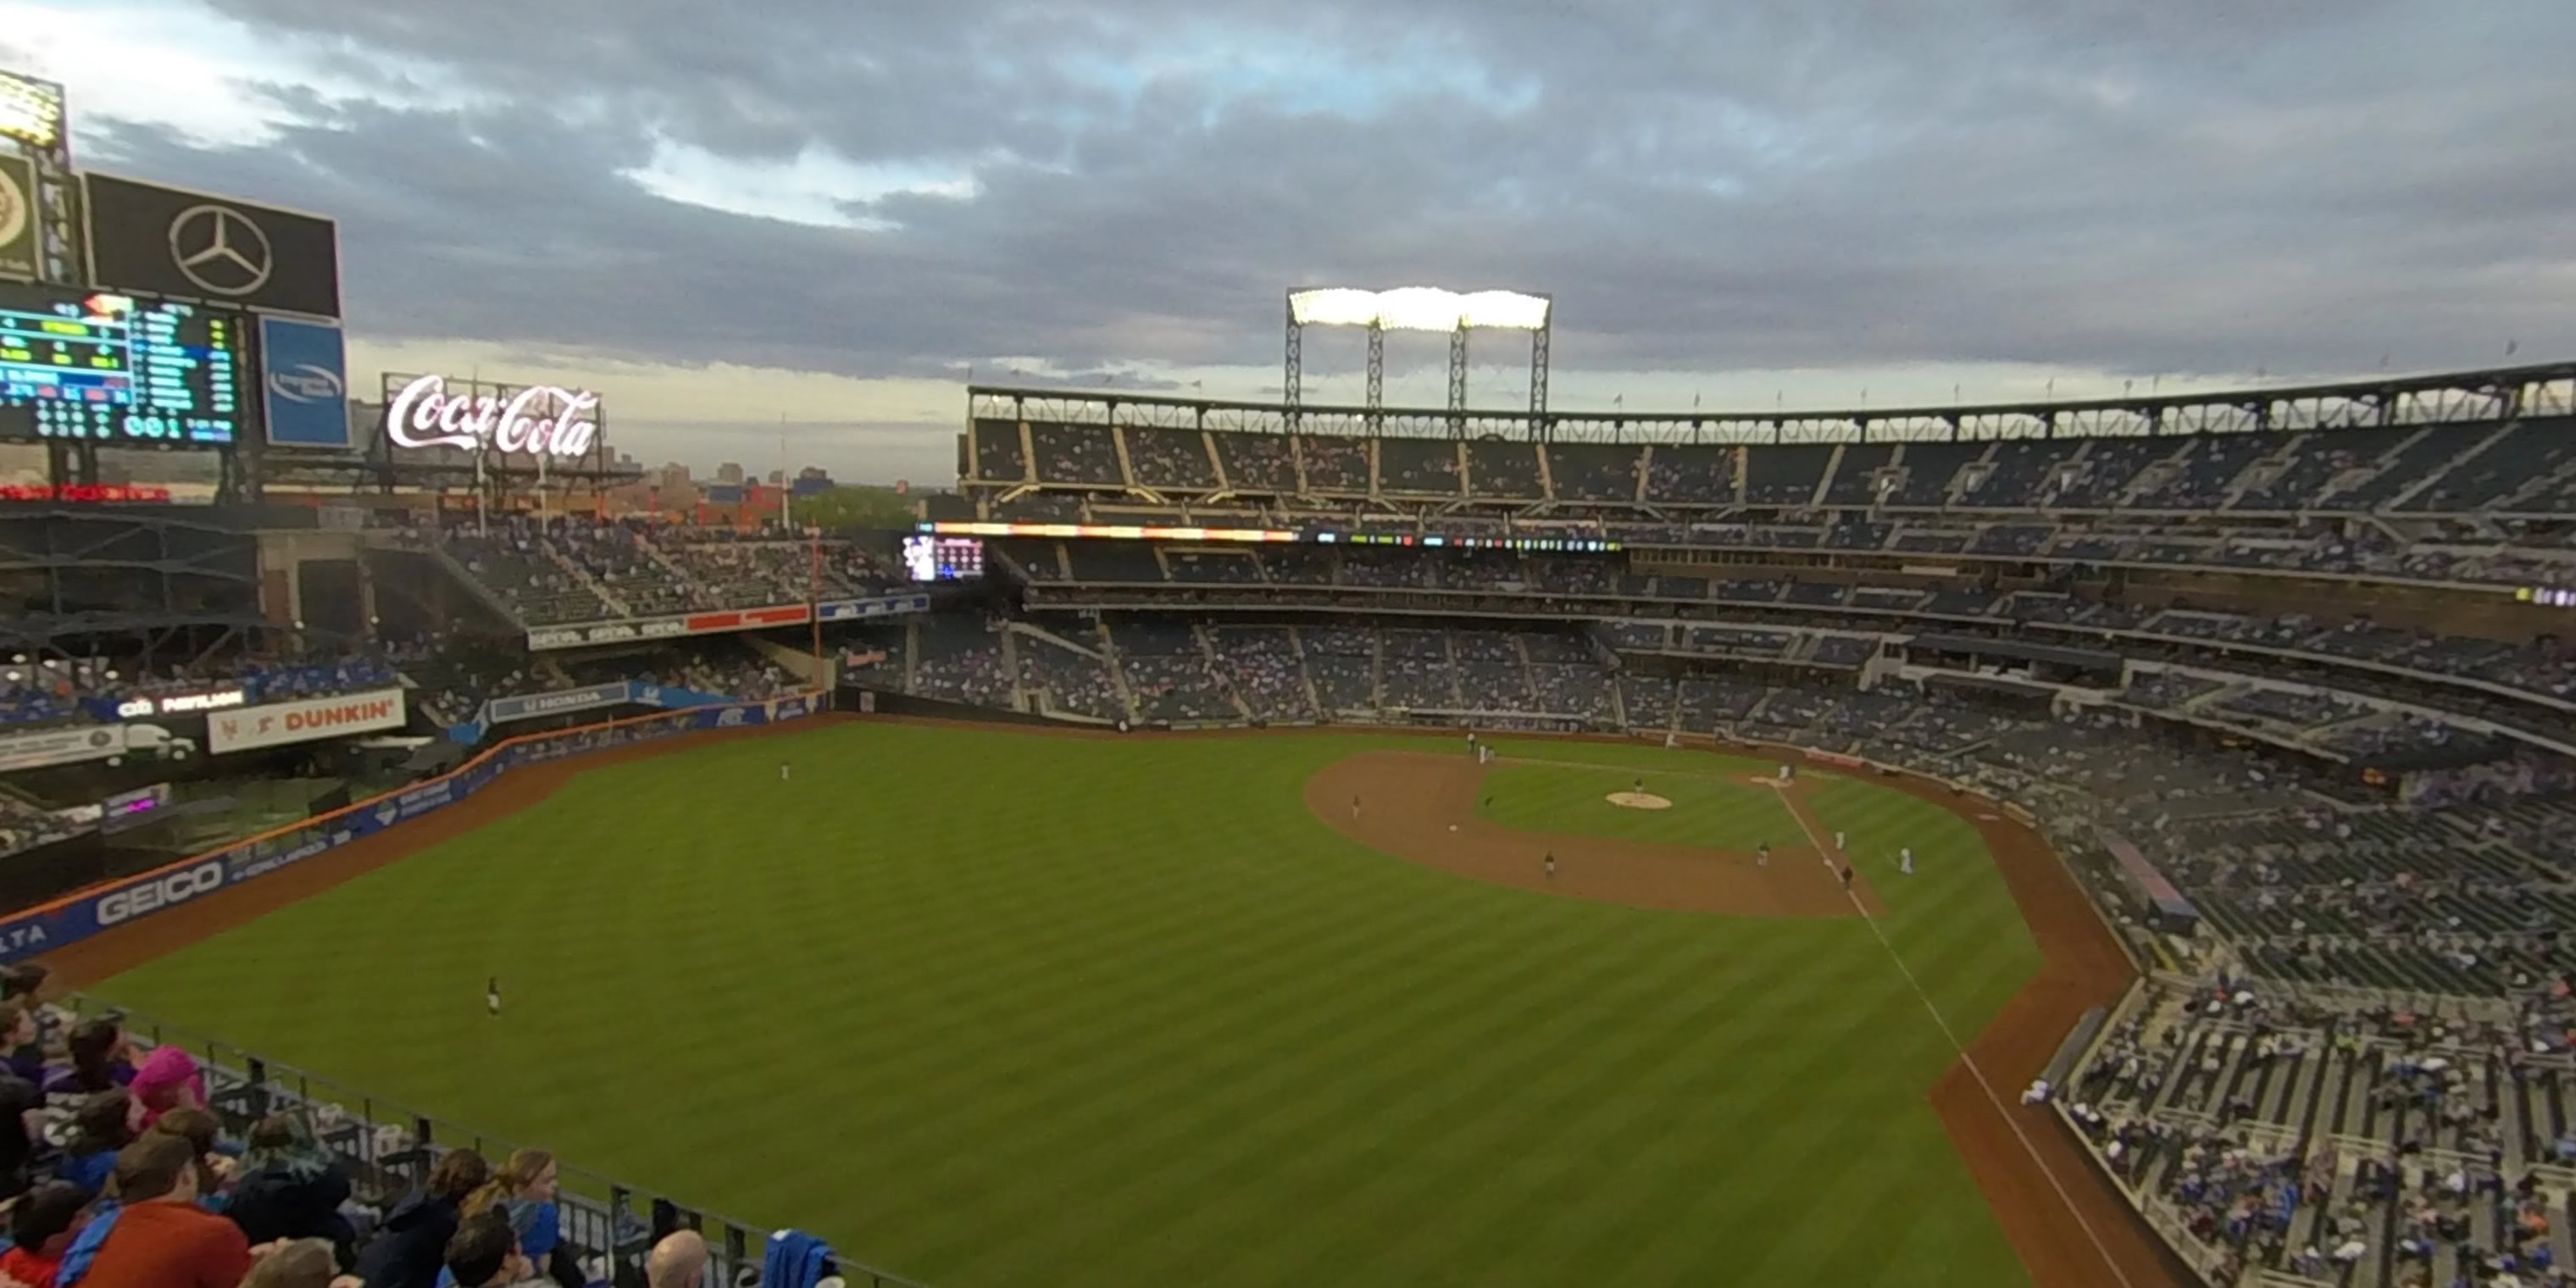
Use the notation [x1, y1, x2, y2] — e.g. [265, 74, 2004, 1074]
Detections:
[961, 360, 2576, 518]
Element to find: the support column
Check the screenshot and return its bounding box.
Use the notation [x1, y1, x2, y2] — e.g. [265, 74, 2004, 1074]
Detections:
[1447, 326, 1469, 435]
[1365, 322, 1385, 433]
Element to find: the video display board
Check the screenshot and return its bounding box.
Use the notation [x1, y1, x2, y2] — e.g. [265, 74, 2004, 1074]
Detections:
[0, 281, 245, 445]
[902, 535, 985, 580]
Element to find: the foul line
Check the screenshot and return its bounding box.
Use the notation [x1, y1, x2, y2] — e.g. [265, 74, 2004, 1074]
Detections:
[1763, 782, 2136, 1288]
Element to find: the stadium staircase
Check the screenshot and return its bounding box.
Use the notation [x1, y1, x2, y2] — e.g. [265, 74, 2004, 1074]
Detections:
[1629, 446, 1653, 505]
[1807, 444, 1845, 508]
[546, 545, 634, 618]
[1007, 620, 1105, 661]
[1110, 427, 1140, 491]
[2384, 420, 2520, 510]
[1368, 634, 1387, 710]
[1285, 627, 1326, 717]
[1095, 622, 1139, 722]
[1191, 625, 1256, 722]
[1944, 444, 1998, 504]
[425, 546, 530, 630]
[1533, 446, 1556, 499]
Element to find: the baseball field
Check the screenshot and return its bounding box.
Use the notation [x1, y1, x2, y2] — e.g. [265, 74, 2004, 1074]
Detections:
[53, 719, 2165, 1288]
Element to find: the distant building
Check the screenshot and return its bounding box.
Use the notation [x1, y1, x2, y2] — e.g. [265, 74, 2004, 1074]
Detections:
[716, 462, 745, 484]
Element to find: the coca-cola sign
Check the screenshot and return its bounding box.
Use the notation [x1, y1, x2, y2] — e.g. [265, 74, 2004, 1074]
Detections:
[383, 374, 600, 458]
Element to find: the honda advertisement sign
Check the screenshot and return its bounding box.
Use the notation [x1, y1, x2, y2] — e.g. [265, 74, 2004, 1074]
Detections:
[82, 173, 342, 318]
[208, 688, 406, 754]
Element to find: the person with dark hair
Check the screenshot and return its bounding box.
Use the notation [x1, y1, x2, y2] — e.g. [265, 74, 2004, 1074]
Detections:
[42, 1023, 132, 1102]
[55, 1092, 136, 1196]
[357, 1150, 489, 1288]
[55, 1134, 253, 1288]
[3, 1004, 43, 1086]
[0, 963, 48, 1006]
[224, 1113, 353, 1268]
[448, 1152, 569, 1288]
[441, 1212, 543, 1288]
[147, 1108, 236, 1211]
[0, 1072, 40, 1202]
[0, 1180, 89, 1287]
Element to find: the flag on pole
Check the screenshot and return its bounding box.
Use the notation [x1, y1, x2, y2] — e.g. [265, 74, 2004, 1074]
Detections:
[2507, 338, 2520, 356]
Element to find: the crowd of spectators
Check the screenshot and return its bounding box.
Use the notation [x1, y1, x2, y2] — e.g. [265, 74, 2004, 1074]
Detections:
[965, 416, 2576, 525]
[429, 519, 902, 629]
[0, 966, 743, 1288]
[2, 652, 404, 730]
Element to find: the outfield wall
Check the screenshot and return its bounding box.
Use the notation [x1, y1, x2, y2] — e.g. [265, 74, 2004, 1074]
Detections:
[0, 692, 824, 963]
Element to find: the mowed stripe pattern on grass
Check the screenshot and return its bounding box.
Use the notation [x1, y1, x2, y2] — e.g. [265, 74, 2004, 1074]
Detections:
[95, 725, 2040, 1288]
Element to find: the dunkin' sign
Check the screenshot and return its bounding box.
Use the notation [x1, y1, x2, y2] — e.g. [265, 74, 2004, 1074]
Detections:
[208, 688, 407, 754]
[384, 374, 600, 458]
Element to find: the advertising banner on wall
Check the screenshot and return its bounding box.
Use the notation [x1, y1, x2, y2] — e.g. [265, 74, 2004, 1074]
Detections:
[258, 315, 351, 448]
[0, 154, 37, 281]
[0, 725, 122, 773]
[83, 173, 342, 318]
[208, 688, 405, 754]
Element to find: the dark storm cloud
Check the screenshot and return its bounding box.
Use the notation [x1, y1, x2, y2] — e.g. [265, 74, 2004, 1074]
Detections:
[83, 0, 2576, 386]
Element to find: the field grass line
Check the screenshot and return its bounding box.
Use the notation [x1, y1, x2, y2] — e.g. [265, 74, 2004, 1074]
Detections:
[1764, 783, 2136, 1288]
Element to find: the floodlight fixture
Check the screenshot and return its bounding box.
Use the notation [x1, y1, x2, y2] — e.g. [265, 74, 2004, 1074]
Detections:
[1284, 286, 1553, 436]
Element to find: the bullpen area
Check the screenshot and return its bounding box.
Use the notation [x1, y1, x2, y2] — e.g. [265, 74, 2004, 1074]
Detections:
[50, 719, 2160, 1288]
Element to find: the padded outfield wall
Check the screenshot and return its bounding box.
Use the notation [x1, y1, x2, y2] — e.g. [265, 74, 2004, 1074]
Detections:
[0, 693, 826, 963]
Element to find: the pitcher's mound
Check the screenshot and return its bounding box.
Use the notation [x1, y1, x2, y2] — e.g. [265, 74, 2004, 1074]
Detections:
[1607, 791, 1672, 810]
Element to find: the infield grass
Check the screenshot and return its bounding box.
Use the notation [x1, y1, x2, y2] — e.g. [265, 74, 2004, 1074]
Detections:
[94, 724, 2043, 1288]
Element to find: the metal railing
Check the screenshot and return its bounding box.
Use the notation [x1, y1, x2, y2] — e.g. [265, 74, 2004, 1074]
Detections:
[80, 1000, 934, 1288]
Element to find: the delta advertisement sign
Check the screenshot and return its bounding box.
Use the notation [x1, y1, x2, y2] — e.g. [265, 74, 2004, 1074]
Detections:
[0, 694, 820, 963]
[207, 687, 406, 754]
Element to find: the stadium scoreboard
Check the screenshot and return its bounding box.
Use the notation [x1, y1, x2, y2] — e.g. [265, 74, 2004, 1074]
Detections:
[0, 282, 246, 447]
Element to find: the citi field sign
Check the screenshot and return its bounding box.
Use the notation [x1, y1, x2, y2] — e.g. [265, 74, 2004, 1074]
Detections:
[384, 374, 600, 458]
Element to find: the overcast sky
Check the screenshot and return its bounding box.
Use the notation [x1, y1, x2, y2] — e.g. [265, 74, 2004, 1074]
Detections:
[7, 0, 2573, 484]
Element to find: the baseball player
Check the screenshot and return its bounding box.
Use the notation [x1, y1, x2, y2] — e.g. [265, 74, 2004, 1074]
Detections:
[1544, 852, 1557, 880]
[1352, 793, 1363, 820]
[1900, 847, 1915, 876]
[780, 761, 791, 781]
[1757, 841, 1769, 869]
[1834, 830, 1847, 852]
[487, 976, 502, 1018]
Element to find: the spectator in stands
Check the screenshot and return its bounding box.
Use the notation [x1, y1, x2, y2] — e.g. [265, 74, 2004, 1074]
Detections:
[450, 1152, 567, 1288]
[146, 1108, 236, 1209]
[45, 1021, 132, 1099]
[225, 1113, 356, 1269]
[56, 1091, 136, 1195]
[441, 1212, 546, 1288]
[0, 1073, 36, 1200]
[0, 963, 45, 1008]
[3, 1005, 42, 1086]
[0, 1181, 90, 1288]
[239, 1239, 341, 1288]
[643, 1231, 705, 1288]
[355, 1150, 488, 1288]
[58, 1133, 254, 1288]
[125, 1046, 205, 1133]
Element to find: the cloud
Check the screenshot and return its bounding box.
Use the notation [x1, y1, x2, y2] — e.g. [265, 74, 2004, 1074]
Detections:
[19, 0, 2576, 473]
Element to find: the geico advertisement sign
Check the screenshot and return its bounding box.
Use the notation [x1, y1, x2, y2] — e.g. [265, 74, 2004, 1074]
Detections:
[208, 688, 405, 753]
[96, 862, 225, 926]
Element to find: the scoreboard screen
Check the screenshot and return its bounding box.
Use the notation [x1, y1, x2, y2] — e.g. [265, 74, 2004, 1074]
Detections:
[902, 535, 985, 580]
[0, 282, 247, 447]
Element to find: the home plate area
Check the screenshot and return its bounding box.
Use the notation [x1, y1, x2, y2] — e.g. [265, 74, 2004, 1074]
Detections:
[1606, 791, 1673, 810]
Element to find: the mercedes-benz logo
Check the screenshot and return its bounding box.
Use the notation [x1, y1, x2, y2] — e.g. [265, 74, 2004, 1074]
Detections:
[167, 203, 272, 297]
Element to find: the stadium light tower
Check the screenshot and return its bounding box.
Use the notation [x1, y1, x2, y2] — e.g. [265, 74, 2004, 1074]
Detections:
[1285, 287, 1553, 437]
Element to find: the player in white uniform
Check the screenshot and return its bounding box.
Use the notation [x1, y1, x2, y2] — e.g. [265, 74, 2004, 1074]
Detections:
[1834, 830, 1847, 852]
[487, 976, 502, 1017]
[1900, 847, 1915, 875]
[780, 762, 791, 781]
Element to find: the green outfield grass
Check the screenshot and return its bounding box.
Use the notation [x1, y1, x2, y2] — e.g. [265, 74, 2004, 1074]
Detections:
[94, 724, 2044, 1288]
